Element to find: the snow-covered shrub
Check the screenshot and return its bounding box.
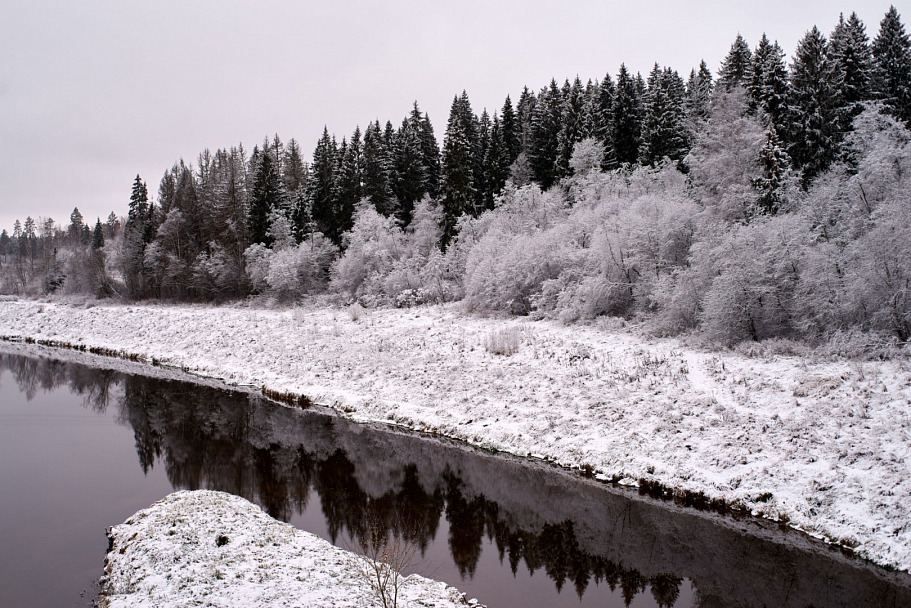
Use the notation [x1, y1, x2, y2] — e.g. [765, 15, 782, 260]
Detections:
[483, 326, 521, 355]
[243, 243, 272, 293]
[265, 233, 336, 300]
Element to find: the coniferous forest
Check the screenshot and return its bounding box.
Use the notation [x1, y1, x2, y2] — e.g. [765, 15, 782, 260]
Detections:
[2, 7, 910, 348]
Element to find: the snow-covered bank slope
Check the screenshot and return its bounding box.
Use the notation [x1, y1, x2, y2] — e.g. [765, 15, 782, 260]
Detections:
[100, 490, 471, 608]
[2, 300, 910, 570]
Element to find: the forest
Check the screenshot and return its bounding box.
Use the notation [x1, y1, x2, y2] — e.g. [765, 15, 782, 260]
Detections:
[1, 7, 909, 348]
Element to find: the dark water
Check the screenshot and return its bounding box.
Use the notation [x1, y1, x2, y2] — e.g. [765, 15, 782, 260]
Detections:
[0, 346, 909, 608]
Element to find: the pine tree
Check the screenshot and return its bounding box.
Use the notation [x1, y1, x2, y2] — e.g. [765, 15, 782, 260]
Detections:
[872, 6, 911, 124]
[789, 26, 847, 185]
[612, 64, 642, 166]
[556, 76, 585, 178]
[441, 92, 477, 245]
[718, 34, 753, 90]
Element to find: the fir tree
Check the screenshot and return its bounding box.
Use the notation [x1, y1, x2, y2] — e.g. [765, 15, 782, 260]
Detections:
[872, 5, 911, 124]
[395, 104, 429, 225]
[753, 39, 791, 138]
[122, 175, 150, 297]
[830, 12, 874, 125]
[718, 34, 753, 90]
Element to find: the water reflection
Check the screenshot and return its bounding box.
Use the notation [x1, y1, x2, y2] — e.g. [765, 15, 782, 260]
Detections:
[2, 348, 910, 608]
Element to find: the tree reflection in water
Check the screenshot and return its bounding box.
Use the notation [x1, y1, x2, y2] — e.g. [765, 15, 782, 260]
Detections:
[5, 349, 911, 608]
[1, 351, 681, 605]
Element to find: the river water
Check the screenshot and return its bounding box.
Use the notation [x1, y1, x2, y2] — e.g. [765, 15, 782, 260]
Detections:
[0, 345, 909, 608]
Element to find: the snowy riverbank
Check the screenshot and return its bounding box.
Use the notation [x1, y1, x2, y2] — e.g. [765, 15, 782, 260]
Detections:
[2, 298, 909, 571]
[100, 490, 472, 607]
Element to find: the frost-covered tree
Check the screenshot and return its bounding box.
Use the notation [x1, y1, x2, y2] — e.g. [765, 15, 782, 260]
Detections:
[308, 128, 340, 244]
[686, 60, 714, 122]
[363, 120, 397, 218]
[830, 12, 874, 116]
[555, 76, 585, 179]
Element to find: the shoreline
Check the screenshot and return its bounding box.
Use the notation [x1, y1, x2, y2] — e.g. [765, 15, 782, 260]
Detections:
[2, 297, 909, 571]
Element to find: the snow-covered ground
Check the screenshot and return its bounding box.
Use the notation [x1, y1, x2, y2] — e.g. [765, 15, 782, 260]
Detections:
[2, 299, 910, 571]
[100, 490, 472, 608]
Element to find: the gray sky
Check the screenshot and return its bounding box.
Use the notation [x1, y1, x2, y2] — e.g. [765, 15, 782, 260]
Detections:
[0, 0, 904, 232]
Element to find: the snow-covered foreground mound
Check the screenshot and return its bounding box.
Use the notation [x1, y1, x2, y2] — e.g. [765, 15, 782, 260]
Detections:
[2, 299, 910, 571]
[100, 490, 471, 608]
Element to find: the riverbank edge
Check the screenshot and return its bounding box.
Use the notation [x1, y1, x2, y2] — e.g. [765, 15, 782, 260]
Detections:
[1, 298, 908, 573]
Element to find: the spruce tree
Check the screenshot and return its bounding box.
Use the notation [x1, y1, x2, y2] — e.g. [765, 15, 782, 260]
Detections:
[308, 128, 340, 243]
[500, 95, 520, 164]
[755, 40, 791, 138]
[718, 34, 753, 90]
[528, 79, 563, 187]
[123, 175, 150, 298]
[420, 111, 441, 198]
[789, 26, 846, 185]
[441, 92, 477, 245]
[394, 104, 429, 225]
[830, 12, 874, 123]
[248, 152, 281, 246]
[872, 6, 911, 124]
[598, 73, 617, 168]
[336, 127, 364, 235]
[686, 60, 714, 122]
[92, 218, 105, 250]
[484, 112, 511, 208]
[363, 120, 397, 217]
[639, 65, 689, 166]
[516, 86, 537, 155]
[556, 76, 585, 178]
[612, 64, 642, 166]
[751, 127, 792, 216]
[474, 109, 491, 212]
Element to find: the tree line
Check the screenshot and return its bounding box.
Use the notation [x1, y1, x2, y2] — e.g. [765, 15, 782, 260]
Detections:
[1, 7, 909, 347]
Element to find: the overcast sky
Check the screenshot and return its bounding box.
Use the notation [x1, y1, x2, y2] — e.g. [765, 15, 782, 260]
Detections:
[0, 0, 904, 232]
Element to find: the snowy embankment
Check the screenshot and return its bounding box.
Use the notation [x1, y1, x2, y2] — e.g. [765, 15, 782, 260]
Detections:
[1, 299, 910, 571]
[100, 490, 471, 608]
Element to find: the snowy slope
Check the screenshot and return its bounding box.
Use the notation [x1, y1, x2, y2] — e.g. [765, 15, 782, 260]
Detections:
[100, 490, 472, 608]
[2, 299, 909, 571]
